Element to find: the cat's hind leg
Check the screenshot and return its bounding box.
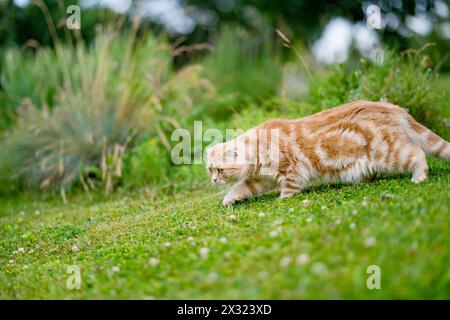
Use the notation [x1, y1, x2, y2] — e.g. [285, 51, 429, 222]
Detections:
[389, 143, 428, 183]
[408, 146, 428, 183]
[222, 177, 276, 206]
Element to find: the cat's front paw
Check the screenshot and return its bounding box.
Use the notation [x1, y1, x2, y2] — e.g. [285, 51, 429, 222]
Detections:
[279, 189, 297, 199]
[222, 194, 241, 206]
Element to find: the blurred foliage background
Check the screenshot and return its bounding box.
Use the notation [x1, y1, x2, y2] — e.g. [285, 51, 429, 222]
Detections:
[0, 0, 449, 200]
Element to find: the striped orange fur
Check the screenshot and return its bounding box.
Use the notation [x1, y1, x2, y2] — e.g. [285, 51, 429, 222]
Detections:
[206, 100, 450, 206]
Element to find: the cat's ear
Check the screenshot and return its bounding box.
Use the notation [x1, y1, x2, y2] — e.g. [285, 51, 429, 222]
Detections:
[205, 146, 215, 162]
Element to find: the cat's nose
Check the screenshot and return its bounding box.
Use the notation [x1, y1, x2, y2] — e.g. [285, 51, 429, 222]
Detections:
[212, 178, 218, 183]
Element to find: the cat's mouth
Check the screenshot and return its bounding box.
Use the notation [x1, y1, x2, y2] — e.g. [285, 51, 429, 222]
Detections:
[212, 179, 227, 185]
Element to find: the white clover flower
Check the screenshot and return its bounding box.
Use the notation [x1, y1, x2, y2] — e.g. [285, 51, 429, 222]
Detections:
[206, 272, 218, 282]
[9, 260, 14, 264]
[223, 251, 231, 259]
[219, 237, 228, 244]
[18, 247, 25, 253]
[288, 208, 294, 213]
[306, 217, 313, 223]
[12, 250, 18, 255]
[257, 271, 270, 280]
[111, 266, 120, 272]
[269, 230, 278, 237]
[312, 262, 327, 274]
[364, 236, 376, 247]
[280, 256, 292, 268]
[228, 215, 237, 221]
[35, 210, 40, 215]
[350, 222, 356, 229]
[302, 199, 310, 206]
[274, 219, 283, 226]
[361, 200, 368, 207]
[163, 242, 171, 247]
[148, 257, 160, 267]
[296, 253, 310, 265]
[71, 245, 80, 253]
[269, 226, 282, 238]
[187, 236, 195, 242]
[321, 205, 327, 210]
[352, 209, 358, 215]
[258, 212, 265, 218]
[199, 247, 209, 258]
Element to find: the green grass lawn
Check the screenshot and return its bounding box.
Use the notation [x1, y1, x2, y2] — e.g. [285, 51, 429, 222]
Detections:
[0, 159, 449, 299]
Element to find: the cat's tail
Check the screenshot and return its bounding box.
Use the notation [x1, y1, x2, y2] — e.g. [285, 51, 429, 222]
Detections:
[404, 114, 450, 160]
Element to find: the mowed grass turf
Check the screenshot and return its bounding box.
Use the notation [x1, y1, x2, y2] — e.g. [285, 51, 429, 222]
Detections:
[0, 159, 448, 299]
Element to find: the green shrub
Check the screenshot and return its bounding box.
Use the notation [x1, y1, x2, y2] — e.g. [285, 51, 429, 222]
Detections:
[199, 24, 283, 120]
[226, 98, 320, 131]
[0, 26, 219, 198]
[151, 64, 217, 150]
[309, 48, 447, 135]
[359, 49, 443, 133]
[1, 30, 171, 198]
[309, 64, 361, 109]
[167, 164, 209, 193]
[123, 139, 170, 188]
[0, 48, 62, 130]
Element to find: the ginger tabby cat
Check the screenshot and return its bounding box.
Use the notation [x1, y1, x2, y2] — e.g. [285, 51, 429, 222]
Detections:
[206, 100, 450, 206]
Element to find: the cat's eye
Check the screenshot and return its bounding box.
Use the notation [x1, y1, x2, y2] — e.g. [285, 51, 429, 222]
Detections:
[218, 168, 224, 174]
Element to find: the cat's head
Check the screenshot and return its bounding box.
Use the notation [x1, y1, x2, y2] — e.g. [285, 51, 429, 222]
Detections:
[205, 139, 251, 185]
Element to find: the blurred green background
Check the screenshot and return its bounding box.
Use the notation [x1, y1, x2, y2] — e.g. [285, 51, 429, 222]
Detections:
[0, 0, 449, 197]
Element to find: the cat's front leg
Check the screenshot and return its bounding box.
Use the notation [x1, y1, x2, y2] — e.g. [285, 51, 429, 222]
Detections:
[222, 184, 247, 206]
[278, 175, 305, 199]
[223, 177, 275, 206]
